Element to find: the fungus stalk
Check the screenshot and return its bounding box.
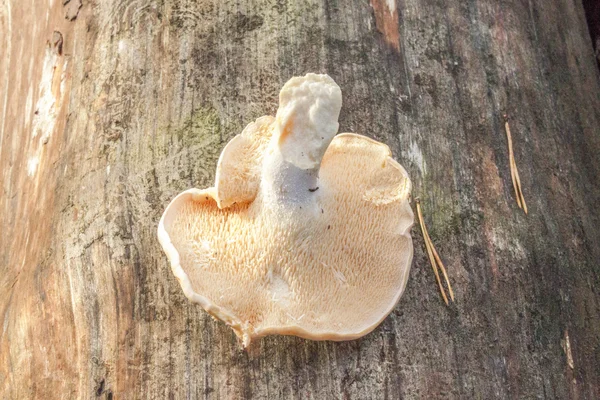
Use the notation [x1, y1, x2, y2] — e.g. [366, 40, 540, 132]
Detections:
[260, 74, 341, 207]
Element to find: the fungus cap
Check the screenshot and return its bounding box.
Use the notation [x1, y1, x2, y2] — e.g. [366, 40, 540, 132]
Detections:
[158, 73, 414, 347]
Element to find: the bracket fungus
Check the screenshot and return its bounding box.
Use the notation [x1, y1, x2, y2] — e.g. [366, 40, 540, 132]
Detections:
[158, 74, 414, 347]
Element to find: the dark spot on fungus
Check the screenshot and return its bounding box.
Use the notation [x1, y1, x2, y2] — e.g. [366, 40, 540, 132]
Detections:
[321, 208, 324, 213]
[328, 225, 331, 229]
[309, 187, 319, 192]
[205, 196, 209, 200]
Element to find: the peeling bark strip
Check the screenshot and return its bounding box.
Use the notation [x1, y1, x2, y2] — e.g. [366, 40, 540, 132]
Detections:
[370, 0, 400, 51]
[52, 31, 63, 55]
[2, 0, 600, 398]
[64, 0, 82, 21]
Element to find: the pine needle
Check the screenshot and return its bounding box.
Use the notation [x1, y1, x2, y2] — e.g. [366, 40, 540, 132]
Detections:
[424, 226, 455, 302]
[416, 199, 454, 305]
[504, 115, 527, 214]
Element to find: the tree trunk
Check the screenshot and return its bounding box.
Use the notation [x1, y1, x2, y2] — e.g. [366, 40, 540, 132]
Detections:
[2, 0, 600, 398]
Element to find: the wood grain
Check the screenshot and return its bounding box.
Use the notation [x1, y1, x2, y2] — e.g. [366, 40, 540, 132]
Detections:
[1, 0, 600, 398]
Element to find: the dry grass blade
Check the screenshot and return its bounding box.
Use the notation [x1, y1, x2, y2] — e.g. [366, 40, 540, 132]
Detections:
[416, 199, 453, 305]
[504, 115, 527, 213]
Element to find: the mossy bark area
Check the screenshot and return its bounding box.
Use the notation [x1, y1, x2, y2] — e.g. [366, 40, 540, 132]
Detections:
[1, 0, 600, 398]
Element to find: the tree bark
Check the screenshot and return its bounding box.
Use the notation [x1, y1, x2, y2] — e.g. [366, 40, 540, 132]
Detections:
[2, 0, 600, 398]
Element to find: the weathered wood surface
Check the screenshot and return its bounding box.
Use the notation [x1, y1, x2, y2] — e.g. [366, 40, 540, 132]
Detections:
[1, 0, 600, 398]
